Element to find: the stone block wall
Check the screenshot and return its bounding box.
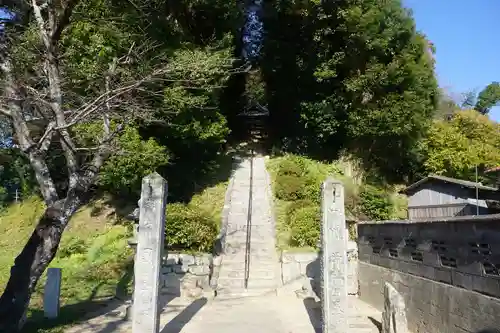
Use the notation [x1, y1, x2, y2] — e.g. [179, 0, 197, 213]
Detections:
[280, 241, 358, 295]
[358, 216, 500, 332]
[160, 253, 212, 298]
[358, 216, 500, 298]
[359, 262, 500, 333]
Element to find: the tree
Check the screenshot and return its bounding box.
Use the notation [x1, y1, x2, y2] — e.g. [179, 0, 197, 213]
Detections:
[475, 82, 500, 115]
[0, 0, 235, 330]
[420, 109, 500, 181]
[458, 83, 500, 115]
[261, 0, 438, 180]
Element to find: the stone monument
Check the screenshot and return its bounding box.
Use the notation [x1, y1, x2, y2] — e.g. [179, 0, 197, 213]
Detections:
[320, 178, 348, 333]
[132, 173, 168, 333]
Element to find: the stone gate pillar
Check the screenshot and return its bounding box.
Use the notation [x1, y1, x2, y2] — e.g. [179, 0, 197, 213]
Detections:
[320, 178, 348, 333]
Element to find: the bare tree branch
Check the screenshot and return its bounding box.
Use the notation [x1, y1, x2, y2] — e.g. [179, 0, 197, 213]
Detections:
[31, 0, 51, 50]
[0, 107, 12, 117]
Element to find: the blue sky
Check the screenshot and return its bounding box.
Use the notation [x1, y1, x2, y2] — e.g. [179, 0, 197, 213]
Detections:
[403, 0, 500, 121]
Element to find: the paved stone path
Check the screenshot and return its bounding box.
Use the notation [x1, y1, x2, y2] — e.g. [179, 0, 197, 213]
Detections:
[63, 154, 382, 333]
[216, 155, 280, 298]
[64, 295, 381, 333]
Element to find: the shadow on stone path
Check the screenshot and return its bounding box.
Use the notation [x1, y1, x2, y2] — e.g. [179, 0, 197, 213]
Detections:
[302, 296, 382, 333]
[159, 298, 207, 333]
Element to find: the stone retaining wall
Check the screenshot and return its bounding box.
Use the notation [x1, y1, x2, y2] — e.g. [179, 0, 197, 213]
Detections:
[160, 253, 212, 298]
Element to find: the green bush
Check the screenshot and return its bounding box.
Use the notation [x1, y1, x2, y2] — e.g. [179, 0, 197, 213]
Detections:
[275, 174, 307, 201]
[359, 185, 393, 221]
[166, 203, 218, 252]
[288, 204, 320, 248]
[277, 158, 303, 177]
[285, 199, 315, 217]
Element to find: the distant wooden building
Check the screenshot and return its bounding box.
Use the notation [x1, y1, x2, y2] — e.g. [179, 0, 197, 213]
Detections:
[399, 175, 500, 220]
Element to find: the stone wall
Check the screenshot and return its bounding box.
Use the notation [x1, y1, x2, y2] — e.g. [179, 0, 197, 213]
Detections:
[279, 241, 358, 295]
[358, 216, 500, 298]
[359, 262, 500, 333]
[358, 216, 500, 332]
[160, 253, 212, 298]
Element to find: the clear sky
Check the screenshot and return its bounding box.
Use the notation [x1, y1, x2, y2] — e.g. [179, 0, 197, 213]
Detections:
[403, 0, 500, 121]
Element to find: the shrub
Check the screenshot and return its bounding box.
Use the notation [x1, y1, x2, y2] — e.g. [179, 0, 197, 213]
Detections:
[166, 203, 217, 252]
[285, 199, 315, 218]
[277, 158, 303, 177]
[288, 204, 320, 248]
[359, 185, 393, 221]
[275, 174, 307, 201]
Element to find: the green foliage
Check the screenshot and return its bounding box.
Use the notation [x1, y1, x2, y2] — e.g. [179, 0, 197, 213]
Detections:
[276, 159, 303, 177]
[262, 0, 438, 180]
[359, 185, 393, 221]
[100, 127, 169, 196]
[475, 82, 500, 115]
[269, 155, 403, 249]
[163, 181, 226, 253]
[165, 203, 218, 253]
[0, 197, 132, 329]
[420, 109, 500, 181]
[275, 175, 307, 201]
[288, 205, 320, 248]
[73, 124, 170, 196]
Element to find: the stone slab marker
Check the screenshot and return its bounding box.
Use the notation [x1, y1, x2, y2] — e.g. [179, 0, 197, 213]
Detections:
[132, 173, 168, 333]
[320, 178, 348, 333]
[43, 267, 62, 319]
[382, 282, 409, 333]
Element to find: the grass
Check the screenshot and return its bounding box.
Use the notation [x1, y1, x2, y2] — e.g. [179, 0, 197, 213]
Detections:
[266, 154, 408, 251]
[0, 181, 229, 333]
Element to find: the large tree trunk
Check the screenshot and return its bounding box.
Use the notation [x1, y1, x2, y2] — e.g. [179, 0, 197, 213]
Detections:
[0, 193, 83, 332]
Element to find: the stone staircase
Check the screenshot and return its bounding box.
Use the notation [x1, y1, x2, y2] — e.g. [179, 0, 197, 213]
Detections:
[215, 156, 280, 298]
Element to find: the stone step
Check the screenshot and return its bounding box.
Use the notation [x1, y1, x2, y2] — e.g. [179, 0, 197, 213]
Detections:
[222, 253, 277, 262]
[224, 239, 275, 247]
[217, 278, 278, 291]
[224, 241, 275, 248]
[214, 288, 277, 300]
[224, 269, 278, 279]
[219, 260, 278, 270]
[225, 230, 275, 237]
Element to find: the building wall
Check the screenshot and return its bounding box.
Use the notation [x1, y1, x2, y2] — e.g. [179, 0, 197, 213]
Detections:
[357, 217, 500, 332]
[408, 182, 469, 207]
[407, 182, 489, 219]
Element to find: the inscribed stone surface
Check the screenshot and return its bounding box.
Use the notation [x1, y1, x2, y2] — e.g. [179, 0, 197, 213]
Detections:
[320, 179, 348, 333]
[132, 173, 168, 333]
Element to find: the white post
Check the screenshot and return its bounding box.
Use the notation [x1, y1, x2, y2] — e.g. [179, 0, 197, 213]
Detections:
[320, 178, 348, 333]
[132, 173, 168, 333]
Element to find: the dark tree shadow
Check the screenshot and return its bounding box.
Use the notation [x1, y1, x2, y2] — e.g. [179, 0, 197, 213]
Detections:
[368, 316, 382, 333]
[303, 297, 321, 333]
[306, 256, 320, 299]
[160, 297, 207, 333]
[303, 256, 321, 333]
